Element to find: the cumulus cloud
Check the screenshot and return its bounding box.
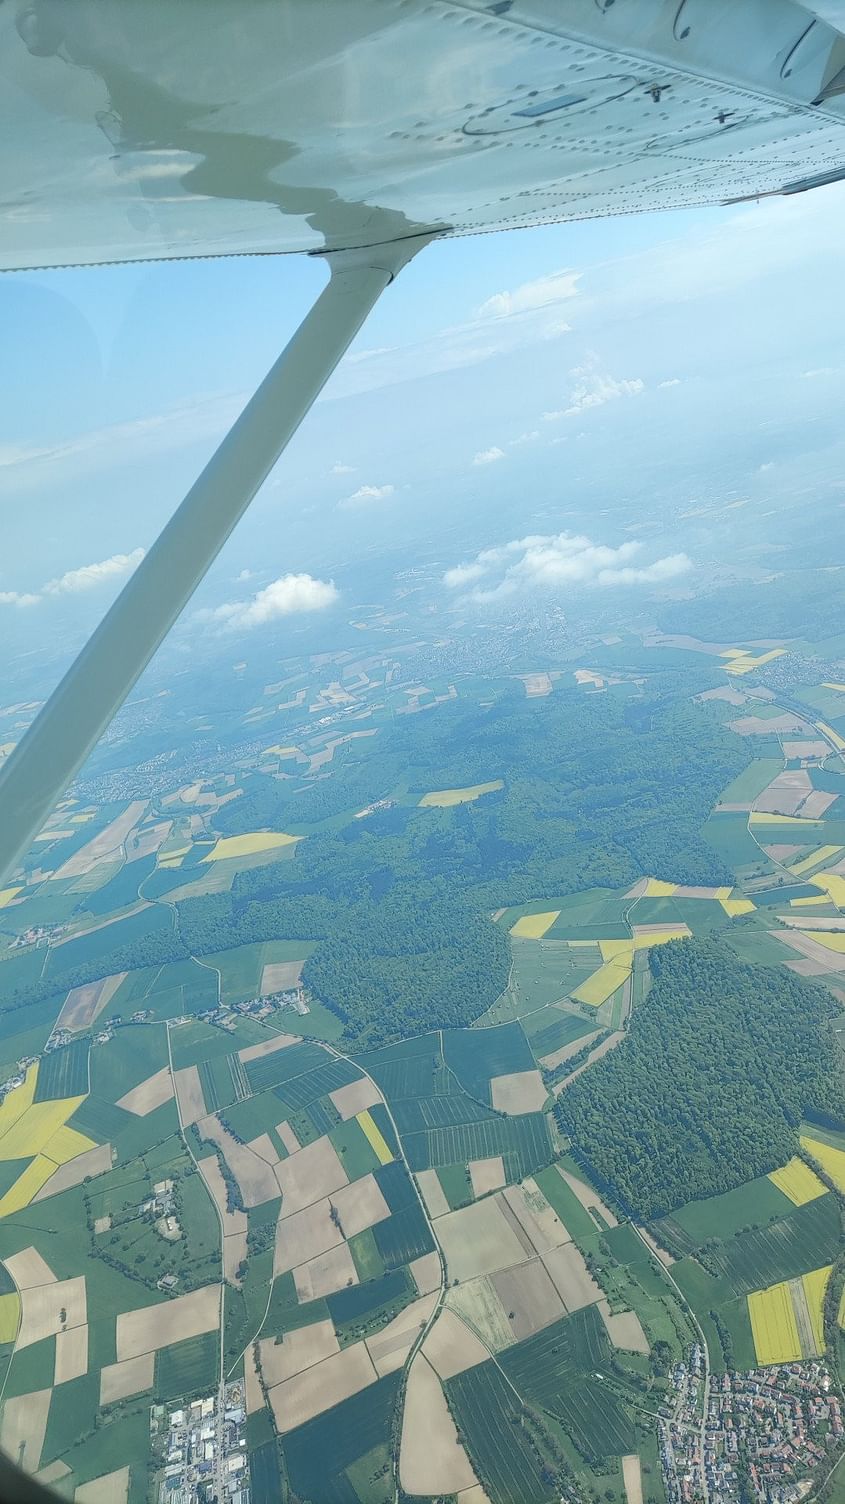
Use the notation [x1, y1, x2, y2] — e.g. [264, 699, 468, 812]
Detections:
[331, 460, 355, 474]
[42, 549, 146, 597]
[477, 269, 581, 320]
[472, 447, 505, 467]
[509, 431, 540, 447]
[0, 548, 145, 608]
[544, 354, 645, 421]
[443, 532, 691, 602]
[658, 378, 682, 388]
[337, 482, 395, 510]
[202, 572, 338, 629]
[801, 367, 837, 379]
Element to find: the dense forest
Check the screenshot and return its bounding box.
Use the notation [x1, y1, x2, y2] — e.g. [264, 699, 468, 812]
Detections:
[559, 939, 845, 1220]
[1, 681, 746, 1046]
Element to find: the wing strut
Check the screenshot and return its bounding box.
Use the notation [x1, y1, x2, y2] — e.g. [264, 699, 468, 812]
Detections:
[0, 232, 435, 886]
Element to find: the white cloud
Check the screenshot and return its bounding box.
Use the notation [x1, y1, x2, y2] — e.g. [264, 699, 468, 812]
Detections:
[758, 461, 776, 473]
[800, 367, 837, 379]
[42, 548, 145, 597]
[0, 549, 146, 608]
[337, 483, 395, 510]
[472, 447, 505, 467]
[658, 378, 682, 388]
[477, 269, 581, 320]
[235, 568, 255, 582]
[509, 431, 540, 447]
[544, 354, 645, 421]
[330, 461, 355, 474]
[443, 532, 691, 602]
[0, 590, 40, 608]
[203, 573, 338, 629]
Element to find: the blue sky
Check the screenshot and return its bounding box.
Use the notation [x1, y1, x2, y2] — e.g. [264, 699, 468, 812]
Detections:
[2, 178, 845, 682]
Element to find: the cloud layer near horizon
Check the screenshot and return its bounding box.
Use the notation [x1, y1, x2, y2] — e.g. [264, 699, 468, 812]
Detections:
[443, 532, 691, 602]
[1, 549, 145, 608]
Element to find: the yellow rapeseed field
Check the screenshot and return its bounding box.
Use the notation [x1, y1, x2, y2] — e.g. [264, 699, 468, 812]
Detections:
[0, 1157, 57, 1218]
[357, 1109, 393, 1165]
[790, 845, 843, 876]
[42, 1123, 97, 1165]
[419, 781, 504, 808]
[0, 1063, 38, 1142]
[768, 1157, 827, 1206]
[808, 873, 845, 907]
[748, 1282, 802, 1365]
[0, 1292, 20, 1343]
[0, 1095, 87, 1161]
[817, 721, 845, 752]
[801, 1135, 845, 1192]
[510, 912, 560, 939]
[573, 959, 631, 1008]
[802, 931, 845, 953]
[790, 895, 831, 907]
[722, 648, 786, 676]
[0, 886, 22, 909]
[719, 895, 756, 917]
[802, 1266, 832, 1355]
[632, 929, 691, 950]
[749, 812, 824, 828]
[643, 878, 676, 897]
[202, 832, 301, 861]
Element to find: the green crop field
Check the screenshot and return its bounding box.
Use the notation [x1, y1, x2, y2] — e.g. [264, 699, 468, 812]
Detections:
[358, 1037, 441, 1100]
[4, 1336, 55, 1399]
[349, 1228, 385, 1282]
[403, 1112, 552, 1181]
[717, 759, 784, 805]
[655, 1173, 793, 1254]
[701, 813, 774, 877]
[328, 1117, 382, 1179]
[156, 1331, 219, 1403]
[327, 1269, 410, 1328]
[443, 1021, 535, 1101]
[45, 904, 174, 977]
[34, 1037, 90, 1100]
[89, 1023, 169, 1100]
[220, 1089, 288, 1148]
[68, 1094, 135, 1143]
[445, 1361, 557, 1504]
[282, 1372, 401, 1504]
[522, 1008, 597, 1060]
[198, 1050, 249, 1114]
[707, 1191, 840, 1294]
[373, 1201, 434, 1267]
[500, 1307, 635, 1458]
[373, 1160, 416, 1212]
[82, 856, 156, 917]
[244, 1039, 328, 1094]
[437, 1162, 474, 1209]
[391, 1090, 495, 1134]
[273, 1056, 360, 1112]
[249, 1440, 283, 1504]
[41, 1372, 100, 1467]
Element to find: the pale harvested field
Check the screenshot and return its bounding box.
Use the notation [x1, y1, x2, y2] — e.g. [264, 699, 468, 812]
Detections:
[18, 1275, 86, 1349]
[456, 1487, 492, 1504]
[276, 1135, 348, 1216]
[294, 1241, 358, 1303]
[246, 1132, 279, 1166]
[198, 1116, 279, 1207]
[260, 1320, 339, 1387]
[116, 1284, 219, 1361]
[622, 1457, 643, 1504]
[554, 1031, 625, 1093]
[543, 1243, 603, 1310]
[400, 1353, 479, 1496]
[269, 1342, 376, 1434]
[776, 930, 845, 971]
[469, 1156, 506, 1198]
[423, 1307, 490, 1380]
[366, 1291, 439, 1377]
[764, 844, 805, 861]
[75, 1468, 130, 1504]
[32, 1142, 112, 1202]
[755, 772, 812, 815]
[56, 972, 126, 1033]
[329, 1075, 383, 1120]
[437, 1198, 529, 1283]
[781, 916, 845, 930]
[54, 1324, 88, 1384]
[244, 1343, 265, 1416]
[799, 791, 838, 818]
[36, 1461, 71, 1487]
[599, 1300, 650, 1354]
[274, 1198, 342, 1277]
[238, 1032, 298, 1064]
[785, 955, 836, 977]
[540, 1030, 601, 1072]
[490, 1069, 547, 1115]
[785, 740, 832, 761]
[638, 1228, 675, 1267]
[277, 1120, 301, 1155]
[732, 713, 816, 735]
[4, 1248, 56, 1288]
[0, 1388, 51, 1472]
[52, 800, 147, 879]
[559, 1167, 618, 1226]
[330, 1173, 390, 1239]
[117, 1067, 174, 1117]
[491, 1259, 565, 1340]
[446, 1276, 515, 1353]
[411, 1251, 442, 1297]
[699, 684, 747, 705]
[501, 1180, 569, 1254]
[261, 960, 304, 994]
[99, 1351, 154, 1405]
[94, 1216, 110, 1235]
[172, 1065, 206, 1126]
[417, 1168, 451, 1219]
[519, 673, 552, 697]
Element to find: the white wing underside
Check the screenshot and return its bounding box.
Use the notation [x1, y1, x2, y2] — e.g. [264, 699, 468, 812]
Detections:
[2, 0, 845, 272]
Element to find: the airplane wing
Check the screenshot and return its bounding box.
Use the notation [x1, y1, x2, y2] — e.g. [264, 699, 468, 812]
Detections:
[3, 0, 845, 271]
[2, 0, 845, 886]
